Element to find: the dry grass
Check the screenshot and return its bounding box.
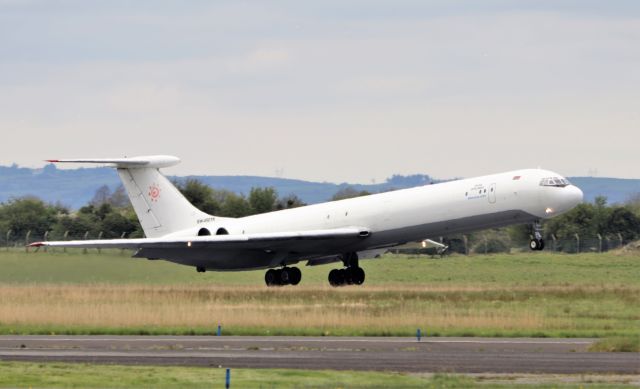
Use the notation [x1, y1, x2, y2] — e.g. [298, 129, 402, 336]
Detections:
[1, 251, 638, 337]
[1, 284, 637, 337]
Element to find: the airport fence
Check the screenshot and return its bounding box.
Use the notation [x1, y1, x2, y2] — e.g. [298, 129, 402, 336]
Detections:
[394, 233, 628, 256]
[472, 233, 624, 254]
[0, 228, 631, 256]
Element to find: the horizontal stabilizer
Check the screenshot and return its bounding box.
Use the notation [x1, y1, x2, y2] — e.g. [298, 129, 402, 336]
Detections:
[46, 155, 180, 169]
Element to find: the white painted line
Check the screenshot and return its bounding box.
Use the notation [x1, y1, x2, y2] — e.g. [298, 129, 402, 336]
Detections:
[0, 350, 298, 359]
[0, 337, 594, 345]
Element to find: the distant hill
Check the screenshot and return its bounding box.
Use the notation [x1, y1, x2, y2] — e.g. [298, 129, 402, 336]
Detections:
[0, 164, 433, 209]
[0, 164, 120, 209]
[569, 177, 640, 204]
[0, 164, 637, 209]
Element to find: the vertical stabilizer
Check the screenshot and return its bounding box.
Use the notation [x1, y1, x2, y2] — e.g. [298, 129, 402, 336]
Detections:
[47, 156, 212, 238]
[117, 167, 210, 237]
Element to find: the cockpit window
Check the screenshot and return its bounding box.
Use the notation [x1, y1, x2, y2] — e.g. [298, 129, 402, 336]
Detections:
[540, 177, 571, 187]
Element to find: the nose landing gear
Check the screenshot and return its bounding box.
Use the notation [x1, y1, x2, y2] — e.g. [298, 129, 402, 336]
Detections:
[529, 221, 545, 251]
[265, 267, 302, 286]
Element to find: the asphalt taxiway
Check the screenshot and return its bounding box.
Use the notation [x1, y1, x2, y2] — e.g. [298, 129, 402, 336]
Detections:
[0, 336, 638, 374]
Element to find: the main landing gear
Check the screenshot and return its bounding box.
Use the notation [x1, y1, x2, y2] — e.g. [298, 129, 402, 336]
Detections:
[328, 252, 365, 287]
[265, 267, 302, 286]
[529, 221, 545, 251]
[263, 252, 367, 287]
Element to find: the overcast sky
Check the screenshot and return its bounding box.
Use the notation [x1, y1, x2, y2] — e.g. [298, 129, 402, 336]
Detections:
[1, 1, 638, 183]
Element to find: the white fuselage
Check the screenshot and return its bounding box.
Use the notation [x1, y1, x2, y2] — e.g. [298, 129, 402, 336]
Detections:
[199, 168, 579, 237]
[159, 168, 582, 270]
[41, 156, 584, 276]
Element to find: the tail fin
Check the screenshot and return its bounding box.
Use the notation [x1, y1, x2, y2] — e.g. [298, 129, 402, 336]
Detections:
[48, 156, 212, 238]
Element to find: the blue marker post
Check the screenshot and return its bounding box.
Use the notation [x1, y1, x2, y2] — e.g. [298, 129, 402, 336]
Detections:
[225, 368, 231, 389]
[416, 328, 421, 342]
[217, 324, 222, 337]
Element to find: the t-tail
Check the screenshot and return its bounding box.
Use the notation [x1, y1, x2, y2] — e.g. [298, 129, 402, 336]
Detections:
[47, 156, 213, 238]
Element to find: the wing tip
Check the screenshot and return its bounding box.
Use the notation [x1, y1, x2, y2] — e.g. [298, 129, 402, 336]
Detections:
[28, 242, 46, 247]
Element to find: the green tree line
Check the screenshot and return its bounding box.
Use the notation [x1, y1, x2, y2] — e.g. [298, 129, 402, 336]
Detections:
[0, 179, 309, 242]
[447, 195, 640, 254]
[1, 179, 638, 251]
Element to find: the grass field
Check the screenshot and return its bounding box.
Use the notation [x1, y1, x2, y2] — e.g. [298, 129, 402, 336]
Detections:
[3, 248, 640, 286]
[0, 362, 637, 388]
[0, 250, 638, 337]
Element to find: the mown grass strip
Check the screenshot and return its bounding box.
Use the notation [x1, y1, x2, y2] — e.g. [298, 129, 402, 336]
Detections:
[2, 250, 639, 287]
[0, 362, 455, 389]
[0, 362, 635, 388]
[589, 336, 640, 352]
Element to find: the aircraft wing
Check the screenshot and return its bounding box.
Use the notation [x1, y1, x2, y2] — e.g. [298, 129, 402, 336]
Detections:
[29, 227, 371, 252]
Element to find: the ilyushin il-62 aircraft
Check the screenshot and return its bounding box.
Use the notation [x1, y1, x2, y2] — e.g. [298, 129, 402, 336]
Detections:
[31, 156, 583, 287]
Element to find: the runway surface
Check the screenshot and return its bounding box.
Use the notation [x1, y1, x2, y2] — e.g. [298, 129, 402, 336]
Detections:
[0, 336, 638, 374]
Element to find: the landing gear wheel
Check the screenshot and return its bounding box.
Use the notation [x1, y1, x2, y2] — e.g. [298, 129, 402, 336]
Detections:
[265, 269, 277, 286]
[529, 239, 545, 251]
[342, 268, 353, 285]
[289, 267, 302, 285]
[328, 269, 341, 286]
[279, 268, 291, 284]
[196, 266, 206, 273]
[352, 267, 365, 285]
[529, 239, 539, 251]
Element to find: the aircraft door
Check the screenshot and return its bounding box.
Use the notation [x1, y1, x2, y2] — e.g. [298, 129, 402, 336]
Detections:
[489, 183, 496, 204]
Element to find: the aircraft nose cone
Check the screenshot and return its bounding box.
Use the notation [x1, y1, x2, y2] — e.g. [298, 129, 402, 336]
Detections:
[556, 185, 583, 213]
[544, 185, 583, 217]
[568, 185, 584, 207]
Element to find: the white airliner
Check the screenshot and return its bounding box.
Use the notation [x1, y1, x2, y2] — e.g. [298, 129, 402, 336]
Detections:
[31, 156, 583, 287]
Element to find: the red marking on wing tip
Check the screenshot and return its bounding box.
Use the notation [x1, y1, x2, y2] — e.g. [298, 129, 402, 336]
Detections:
[28, 242, 45, 247]
[46, 159, 60, 163]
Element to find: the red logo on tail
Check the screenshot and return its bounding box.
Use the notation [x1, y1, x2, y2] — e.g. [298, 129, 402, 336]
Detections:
[148, 184, 161, 202]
